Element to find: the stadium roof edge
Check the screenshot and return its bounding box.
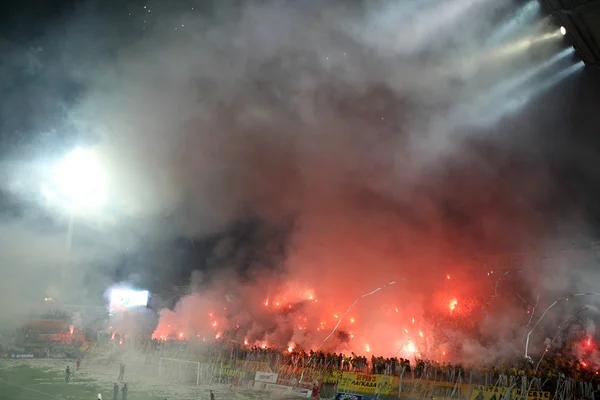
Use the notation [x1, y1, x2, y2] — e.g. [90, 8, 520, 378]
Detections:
[544, 0, 600, 66]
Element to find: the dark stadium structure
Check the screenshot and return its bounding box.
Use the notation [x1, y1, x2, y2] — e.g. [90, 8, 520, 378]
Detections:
[545, 0, 600, 65]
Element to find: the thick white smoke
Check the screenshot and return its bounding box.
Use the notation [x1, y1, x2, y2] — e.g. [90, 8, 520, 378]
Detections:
[0, 0, 596, 364]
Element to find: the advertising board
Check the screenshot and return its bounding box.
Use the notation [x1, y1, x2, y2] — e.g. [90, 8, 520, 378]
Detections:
[255, 371, 278, 384]
[336, 393, 363, 400]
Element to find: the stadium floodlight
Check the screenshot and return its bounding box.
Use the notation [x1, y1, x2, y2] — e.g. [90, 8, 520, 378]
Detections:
[560, 26, 567, 36]
[43, 147, 107, 211]
[40, 146, 109, 294]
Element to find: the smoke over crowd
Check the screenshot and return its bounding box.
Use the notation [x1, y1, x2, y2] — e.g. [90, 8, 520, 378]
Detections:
[0, 0, 598, 367]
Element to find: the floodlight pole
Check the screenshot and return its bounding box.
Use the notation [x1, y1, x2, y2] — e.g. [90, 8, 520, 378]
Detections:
[62, 213, 75, 291]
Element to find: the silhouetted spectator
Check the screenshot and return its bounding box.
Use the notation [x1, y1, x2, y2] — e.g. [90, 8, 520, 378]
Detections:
[118, 363, 125, 381]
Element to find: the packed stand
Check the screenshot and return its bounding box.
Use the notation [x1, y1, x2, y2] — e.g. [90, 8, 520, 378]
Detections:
[92, 332, 600, 394]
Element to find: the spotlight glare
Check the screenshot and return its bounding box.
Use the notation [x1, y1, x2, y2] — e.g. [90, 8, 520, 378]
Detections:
[560, 26, 567, 36]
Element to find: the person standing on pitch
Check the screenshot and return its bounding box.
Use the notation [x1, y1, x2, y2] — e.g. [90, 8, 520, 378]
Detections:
[65, 366, 71, 383]
[118, 362, 125, 382]
[121, 383, 128, 400]
[210, 390, 215, 400]
[113, 383, 119, 400]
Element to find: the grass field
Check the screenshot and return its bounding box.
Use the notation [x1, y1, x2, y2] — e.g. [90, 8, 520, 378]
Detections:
[0, 362, 168, 400]
[0, 359, 279, 400]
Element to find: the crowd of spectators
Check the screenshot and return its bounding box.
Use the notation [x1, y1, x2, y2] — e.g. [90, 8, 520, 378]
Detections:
[92, 332, 600, 394]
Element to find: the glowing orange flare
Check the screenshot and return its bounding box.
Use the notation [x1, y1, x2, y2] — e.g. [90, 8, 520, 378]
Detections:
[449, 298, 458, 312]
[151, 269, 491, 355]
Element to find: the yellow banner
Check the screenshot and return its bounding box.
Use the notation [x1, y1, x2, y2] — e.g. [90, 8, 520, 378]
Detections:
[470, 385, 551, 400]
[322, 370, 342, 384]
[396, 379, 469, 400]
[338, 372, 394, 394]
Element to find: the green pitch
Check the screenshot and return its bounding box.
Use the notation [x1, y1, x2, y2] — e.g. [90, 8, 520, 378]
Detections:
[0, 364, 164, 400]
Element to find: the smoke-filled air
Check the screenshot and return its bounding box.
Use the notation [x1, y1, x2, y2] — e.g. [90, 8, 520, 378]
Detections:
[1, 0, 597, 370]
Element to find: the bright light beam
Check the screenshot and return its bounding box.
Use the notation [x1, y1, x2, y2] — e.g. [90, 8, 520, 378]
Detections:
[482, 31, 561, 61]
[514, 61, 584, 101]
[393, 0, 490, 56]
[485, 0, 541, 47]
[485, 61, 584, 123]
[560, 26, 567, 36]
[484, 47, 574, 97]
[461, 30, 562, 72]
[447, 48, 574, 129]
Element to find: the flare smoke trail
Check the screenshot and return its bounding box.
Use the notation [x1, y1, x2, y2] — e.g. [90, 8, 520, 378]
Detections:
[0, 0, 598, 364]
